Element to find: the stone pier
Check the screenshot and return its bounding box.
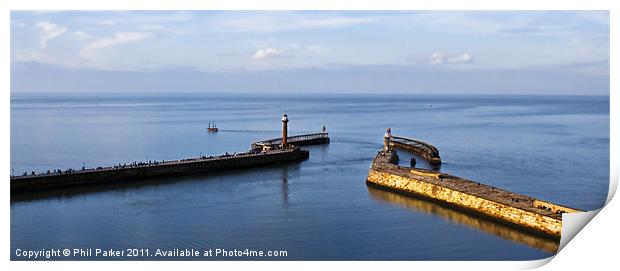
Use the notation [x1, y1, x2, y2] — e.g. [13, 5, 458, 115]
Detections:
[367, 135, 580, 239]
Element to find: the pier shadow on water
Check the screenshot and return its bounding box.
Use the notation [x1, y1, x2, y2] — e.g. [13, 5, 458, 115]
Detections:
[280, 166, 289, 207]
[366, 186, 559, 254]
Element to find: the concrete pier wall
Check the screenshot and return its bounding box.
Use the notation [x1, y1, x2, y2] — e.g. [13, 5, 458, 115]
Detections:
[368, 169, 561, 237]
[11, 148, 309, 193]
[367, 149, 579, 239]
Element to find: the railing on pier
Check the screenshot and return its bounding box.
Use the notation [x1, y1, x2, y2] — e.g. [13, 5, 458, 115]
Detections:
[252, 132, 330, 149]
[390, 135, 441, 165]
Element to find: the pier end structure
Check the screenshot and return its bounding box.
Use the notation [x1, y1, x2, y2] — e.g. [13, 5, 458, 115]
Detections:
[251, 118, 330, 152]
[367, 130, 580, 239]
[388, 136, 441, 166]
[251, 133, 330, 151]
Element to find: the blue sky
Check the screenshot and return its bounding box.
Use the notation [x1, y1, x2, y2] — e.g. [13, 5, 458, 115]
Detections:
[10, 11, 610, 94]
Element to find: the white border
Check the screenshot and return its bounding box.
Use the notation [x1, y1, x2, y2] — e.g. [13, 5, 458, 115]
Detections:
[2, 1, 617, 270]
[0, 0, 615, 10]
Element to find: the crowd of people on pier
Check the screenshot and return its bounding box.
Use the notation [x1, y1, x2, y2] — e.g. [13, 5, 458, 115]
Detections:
[21, 168, 78, 177]
[113, 160, 163, 169]
[14, 150, 267, 178]
[536, 204, 568, 215]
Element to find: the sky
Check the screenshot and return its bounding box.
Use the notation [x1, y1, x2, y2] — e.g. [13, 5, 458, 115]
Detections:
[10, 11, 610, 95]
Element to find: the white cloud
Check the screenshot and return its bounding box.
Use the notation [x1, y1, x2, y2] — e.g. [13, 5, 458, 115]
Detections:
[216, 13, 375, 32]
[430, 53, 446, 65]
[447, 53, 473, 63]
[36, 21, 67, 47]
[79, 32, 153, 58]
[70, 31, 91, 41]
[250, 43, 324, 61]
[430, 52, 473, 65]
[296, 17, 375, 29]
[251, 48, 287, 60]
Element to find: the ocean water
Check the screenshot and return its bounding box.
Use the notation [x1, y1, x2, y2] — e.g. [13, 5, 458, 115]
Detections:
[10, 93, 609, 260]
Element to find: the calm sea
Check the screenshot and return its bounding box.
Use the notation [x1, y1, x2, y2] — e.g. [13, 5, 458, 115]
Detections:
[10, 93, 609, 260]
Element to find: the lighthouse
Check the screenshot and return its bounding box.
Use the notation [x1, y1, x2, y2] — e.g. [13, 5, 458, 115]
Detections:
[384, 128, 392, 152]
[281, 113, 289, 148]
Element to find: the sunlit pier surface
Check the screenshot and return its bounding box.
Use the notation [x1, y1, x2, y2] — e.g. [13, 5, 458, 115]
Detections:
[366, 128, 580, 239]
[11, 115, 329, 195]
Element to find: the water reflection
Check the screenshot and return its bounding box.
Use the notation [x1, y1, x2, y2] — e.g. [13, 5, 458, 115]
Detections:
[281, 167, 289, 207]
[366, 186, 559, 253]
[10, 178, 173, 203]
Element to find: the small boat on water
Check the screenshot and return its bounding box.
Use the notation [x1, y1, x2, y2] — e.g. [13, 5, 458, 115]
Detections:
[207, 121, 219, 132]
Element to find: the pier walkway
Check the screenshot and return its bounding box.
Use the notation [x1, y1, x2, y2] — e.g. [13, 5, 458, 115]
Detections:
[252, 132, 330, 150]
[11, 148, 309, 193]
